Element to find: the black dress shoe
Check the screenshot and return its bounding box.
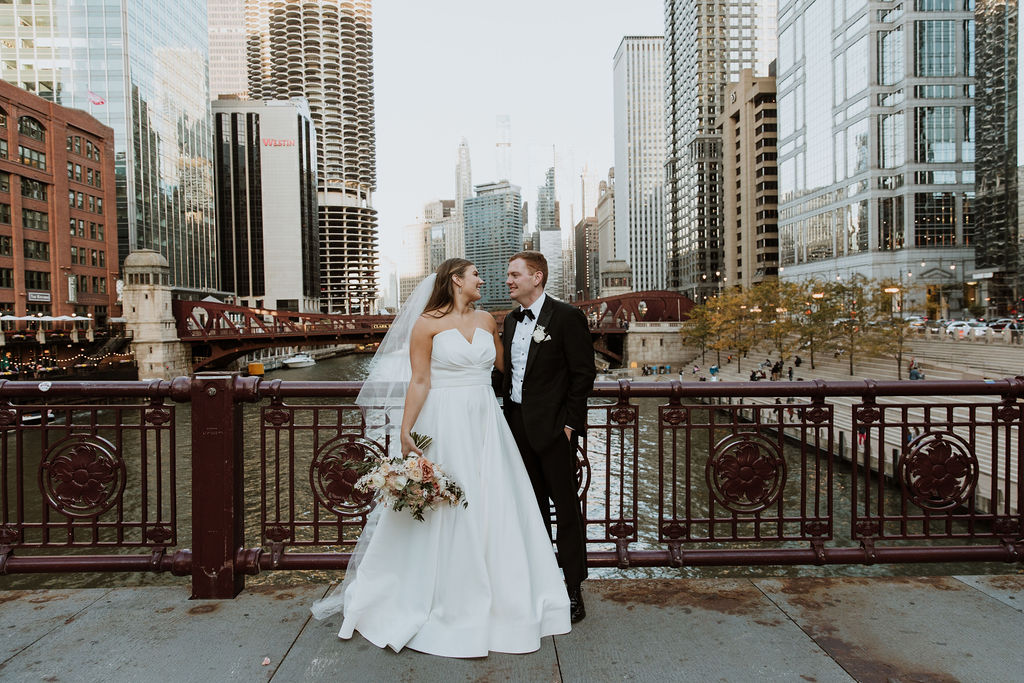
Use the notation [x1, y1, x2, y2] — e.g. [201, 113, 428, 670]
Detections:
[568, 585, 586, 623]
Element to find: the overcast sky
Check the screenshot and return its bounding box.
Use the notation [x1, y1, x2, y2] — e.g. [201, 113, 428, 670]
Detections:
[372, 0, 664, 273]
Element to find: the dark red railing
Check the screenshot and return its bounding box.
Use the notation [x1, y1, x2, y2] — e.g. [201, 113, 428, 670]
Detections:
[1, 376, 1021, 598]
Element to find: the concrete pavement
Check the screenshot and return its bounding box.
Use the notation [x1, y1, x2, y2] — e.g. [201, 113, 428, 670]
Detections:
[2, 576, 1022, 682]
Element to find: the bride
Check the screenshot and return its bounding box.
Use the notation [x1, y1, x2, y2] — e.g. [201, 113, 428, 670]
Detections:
[311, 258, 571, 657]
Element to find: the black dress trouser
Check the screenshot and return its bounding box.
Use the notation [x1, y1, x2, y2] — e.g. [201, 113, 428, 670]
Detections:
[504, 401, 588, 588]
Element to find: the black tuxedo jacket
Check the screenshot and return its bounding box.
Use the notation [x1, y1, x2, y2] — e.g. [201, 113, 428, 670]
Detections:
[495, 295, 596, 451]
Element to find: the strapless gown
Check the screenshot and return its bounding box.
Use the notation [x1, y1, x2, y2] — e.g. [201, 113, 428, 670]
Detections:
[312, 327, 571, 657]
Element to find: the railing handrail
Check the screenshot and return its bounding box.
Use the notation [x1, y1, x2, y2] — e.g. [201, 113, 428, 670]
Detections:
[2, 376, 1022, 402]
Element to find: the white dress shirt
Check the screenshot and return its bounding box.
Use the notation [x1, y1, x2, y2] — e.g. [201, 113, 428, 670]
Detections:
[509, 291, 546, 403]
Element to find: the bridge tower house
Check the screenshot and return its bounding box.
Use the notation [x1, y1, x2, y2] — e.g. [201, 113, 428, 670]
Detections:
[122, 250, 192, 379]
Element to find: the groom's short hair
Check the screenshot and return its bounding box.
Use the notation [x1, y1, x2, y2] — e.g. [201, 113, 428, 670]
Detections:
[510, 250, 548, 287]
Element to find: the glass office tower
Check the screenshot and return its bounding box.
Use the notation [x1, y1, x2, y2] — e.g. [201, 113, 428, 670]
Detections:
[974, 0, 1021, 314]
[464, 181, 523, 311]
[0, 0, 218, 292]
[777, 0, 976, 317]
[664, 0, 777, 299]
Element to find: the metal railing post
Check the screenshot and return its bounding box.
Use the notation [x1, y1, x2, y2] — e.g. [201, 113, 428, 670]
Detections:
[190, 372, 245, 599]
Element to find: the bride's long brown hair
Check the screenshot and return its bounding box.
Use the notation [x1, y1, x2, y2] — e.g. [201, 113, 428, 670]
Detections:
[422, 258, 474, 317]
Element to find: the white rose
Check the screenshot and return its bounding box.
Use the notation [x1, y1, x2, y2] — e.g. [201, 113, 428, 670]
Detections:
[532, 328, 547, 343]
[393, 474, 409, 489]
[369, 472, 386, 489]
[407, 463, 424, 482]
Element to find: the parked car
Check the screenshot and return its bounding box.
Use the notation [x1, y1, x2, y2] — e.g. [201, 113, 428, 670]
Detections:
[987, 318, 1018, 331]
[945, 321, 990, 337]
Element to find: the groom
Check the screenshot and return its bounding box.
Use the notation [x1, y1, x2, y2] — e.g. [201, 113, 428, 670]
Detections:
[498, 250, 596, 623]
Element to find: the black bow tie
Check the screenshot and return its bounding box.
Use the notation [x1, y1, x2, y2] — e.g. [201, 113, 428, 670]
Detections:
[511, 308, 535, 323]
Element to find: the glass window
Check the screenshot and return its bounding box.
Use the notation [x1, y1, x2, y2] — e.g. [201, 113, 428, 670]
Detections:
[879, 112, 905, 168]
[67, 161, 74, 179]
[17, 116, 45, 142]
[0, 203, 9, 224]
[94, 170, 101, 189]
[914, 192, 956, 246]
[18, 145, 46, 170]
[76, 192, 84, 209]
[0, 236, 11, 257]
[73, 136, 81, 154]
[0, 140, 6, 159]
[20, 178, 46, 201]
[96, 224, 104, 241]
[98, 251, 105, 267]
[74, 164, 82, 182]
[0, 269, 12, 289]
[69, 218, 76, 237]
[86, 168, 93, 185]
[22, 208, 48, 231]
[85, 140, 93, 158]
[25, 270, 50, 290]
[962, 191, 974, 245]
[915, 107, 957, 162]
[23, 239, 50, 261]
[879, 195, 905, 251]
[0, 172, 8, 193]
[66, 135, 73, 152]
[78, 219, 85, 237]
[87, 196, 94, 212]
[96, 198, 102, 213]
[915, 0, 958, 8]
[916, 21, 957, 76]
[964, 20, 974, 77]
[90, 249, 97, 266]
[878, 27, 904, 85]
[962, 106, 974, 162]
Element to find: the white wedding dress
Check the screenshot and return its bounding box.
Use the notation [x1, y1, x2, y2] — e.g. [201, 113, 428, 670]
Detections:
[312, 326, 571, 657]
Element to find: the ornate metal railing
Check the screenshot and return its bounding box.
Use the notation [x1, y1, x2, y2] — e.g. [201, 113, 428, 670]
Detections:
[0, 375, 1021, 598]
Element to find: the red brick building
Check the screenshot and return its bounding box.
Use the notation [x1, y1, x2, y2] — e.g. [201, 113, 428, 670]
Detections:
[0, 80, 118, 323]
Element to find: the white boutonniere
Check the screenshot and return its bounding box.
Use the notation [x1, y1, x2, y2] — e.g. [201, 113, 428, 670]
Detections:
[532, 325, 551, 343]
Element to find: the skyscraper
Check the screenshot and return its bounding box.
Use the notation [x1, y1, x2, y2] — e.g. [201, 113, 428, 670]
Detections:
[464, 181, 522, 310]
[450, 138, 472, 259]
[613, 36, 666, 291]
[776, 0, 976, 318]
[246, 0, 378, 314]
[665, 0, 777, 299]
[208, 0, 248, 97]
[212, 98, 319, 312]
[536, 167, 563, 297]
[1, 0, 218, 292]
[974, 1, 1021, 314]
[717, 69, 778, 291]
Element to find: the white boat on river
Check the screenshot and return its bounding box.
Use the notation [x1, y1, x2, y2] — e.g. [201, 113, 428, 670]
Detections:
[281, 353, 316, 369]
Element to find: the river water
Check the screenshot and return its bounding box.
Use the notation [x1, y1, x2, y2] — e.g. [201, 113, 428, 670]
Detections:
[2, 353, 1011, 590]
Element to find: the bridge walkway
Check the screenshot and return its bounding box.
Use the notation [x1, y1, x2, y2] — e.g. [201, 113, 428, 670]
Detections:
[2, 575, 1022, 681]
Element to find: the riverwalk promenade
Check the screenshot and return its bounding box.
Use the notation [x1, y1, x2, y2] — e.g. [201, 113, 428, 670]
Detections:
[2, 575, 1022, 682]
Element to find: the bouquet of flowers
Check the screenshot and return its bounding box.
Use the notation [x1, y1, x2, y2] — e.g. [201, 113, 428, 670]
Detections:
[346, 432, 467, 521]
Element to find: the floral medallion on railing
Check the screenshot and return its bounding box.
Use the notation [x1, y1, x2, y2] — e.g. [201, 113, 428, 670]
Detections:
[897, 431, 978, 511]
[40, 436, 124, 517]
[609, 406, 637, 425]
[994, 404, 1022, 423]
[661, 408, 687, 426]
[707, 433, 787, 513]
[309, 434, 381, 516]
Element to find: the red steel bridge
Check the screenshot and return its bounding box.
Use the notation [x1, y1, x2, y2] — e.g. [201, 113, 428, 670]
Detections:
[172, 291, 693, 370]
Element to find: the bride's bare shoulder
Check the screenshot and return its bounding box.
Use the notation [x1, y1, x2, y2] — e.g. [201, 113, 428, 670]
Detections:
[414, 312, 448, 335]
[474, 309, 497, 332]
